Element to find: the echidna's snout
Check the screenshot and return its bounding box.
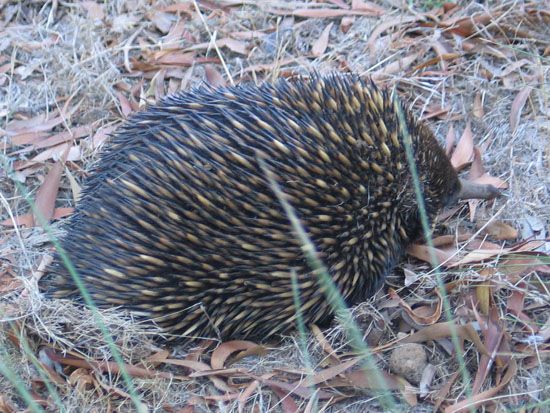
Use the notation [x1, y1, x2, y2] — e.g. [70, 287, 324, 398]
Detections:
[457, 178, 501, 201]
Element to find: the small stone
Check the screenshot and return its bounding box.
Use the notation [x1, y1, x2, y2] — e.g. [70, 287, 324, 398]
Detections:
[389, 343, 428, 385]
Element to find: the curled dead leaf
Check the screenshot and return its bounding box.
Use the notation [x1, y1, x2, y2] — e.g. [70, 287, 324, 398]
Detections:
[211, 340, 265, 370]
[312, 22, 333, 57]
[389, 288, 443, 325]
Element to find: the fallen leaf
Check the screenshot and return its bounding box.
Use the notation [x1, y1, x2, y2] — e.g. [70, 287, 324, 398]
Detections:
[311, 324, 340, 363]
[161, 3, 194, 14]
[0, 271, 22, 294]
[189, 367, 246, 378]
[202, 392, 242, 402]
[352, 0, 385, 13]
[413, 53, 460, 72]
[152, 51, 196, 66]
[389, 288, 443, 325]
[115, 91, 133, 118]
[221, 38, 248, 55]
[1, 207, 72, 227]
[92, 124, 118, 148]
[95, 380, 137, 403]
[312, 23, 333, 57]
[495, 255, 550, 279]
[511, 239, 548, 253]
[419, 105, 450, 121]
[481, 221, 518, 240]
[300, 357, 359, 386]
[441, 12, 497, 38]
[444, 359, 517, 413]
[0, 214, 33, 227]
[407, 244, 458, 267]
[45, 348, 176, 380]
[163, 358, 231, 392]
[475, 283, 491, 315]
[0, 395, 17, 413]
[262, 378, 332, 399]
[507, 285, 538, 330]
[143, 350, 170, 367]
[509, 86, 532, 134]
[367, 16, 419, 54]
[150, 69, 166, 102]
[269, 384, 302, 412]
[193, 0, 252, 10]
[237, 380, 260, 409]
[450, 122, 474, 170]
[372, 51, 423, 79]
[433, 371, 459, 411]
[204, 65, 226, 87]
[7, 131, 48, 147]
[465, 239, 502, 251]
[33, 151, 67, 226]
[163, 18, 187, 45]
[34, 124, 94, 149]
[419, 363, 436, 398]
[450, 248, 507, 267]
[468, 146, 485, 179]
[268, 8, 382, 18]
[401, 322, 489, 355]
[403, 267, 420, 286]
[210, 340, 264, 370]
[6, 102, 80, 136]
[497, 59, 532, 78]
[329, 369, 417, 406]
[431, 233, 473, 247]
[68, 368, 94, 391]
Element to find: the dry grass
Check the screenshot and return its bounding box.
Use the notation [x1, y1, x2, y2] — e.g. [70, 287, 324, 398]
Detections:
[1, 0, 548, 412]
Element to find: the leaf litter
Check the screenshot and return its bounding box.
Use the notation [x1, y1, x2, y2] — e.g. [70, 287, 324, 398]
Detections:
[0, 0, 548, 412]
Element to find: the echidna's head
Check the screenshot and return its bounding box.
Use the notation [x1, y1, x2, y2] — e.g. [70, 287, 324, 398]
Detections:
[415, 122, 461, 210]
[395, 118, 461, 227]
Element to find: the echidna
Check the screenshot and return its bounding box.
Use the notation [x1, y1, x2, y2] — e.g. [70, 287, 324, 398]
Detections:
[41, 73, 498, 341]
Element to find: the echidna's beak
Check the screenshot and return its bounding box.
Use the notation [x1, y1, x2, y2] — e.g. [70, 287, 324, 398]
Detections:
[457, 178, 502, 200]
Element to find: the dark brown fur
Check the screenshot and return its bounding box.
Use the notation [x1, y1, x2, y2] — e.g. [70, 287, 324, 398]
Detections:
[41, 73, 461, 341]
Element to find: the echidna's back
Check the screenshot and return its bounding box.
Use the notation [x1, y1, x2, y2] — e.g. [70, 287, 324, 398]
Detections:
[42, 73, 460, 341]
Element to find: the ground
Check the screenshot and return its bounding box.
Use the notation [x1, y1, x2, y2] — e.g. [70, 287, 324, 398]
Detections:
[0, 1, 549, 412]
